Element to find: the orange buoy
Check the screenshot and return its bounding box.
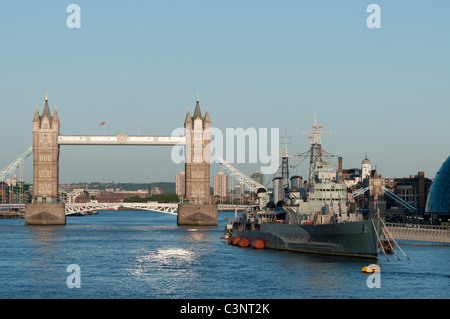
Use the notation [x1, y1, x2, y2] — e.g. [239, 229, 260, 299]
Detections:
[251, 240, 264, 249]
[239, 238, 250, 248]
[232, 237, 241, 246]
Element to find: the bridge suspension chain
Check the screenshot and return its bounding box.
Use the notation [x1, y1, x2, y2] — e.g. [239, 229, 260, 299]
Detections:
[210, 149, 267, 193]
[383, 187, 419, 212]
[350, 186, 419, 212]
[350, 186, 369, 198]
[0, 147, 32, 182]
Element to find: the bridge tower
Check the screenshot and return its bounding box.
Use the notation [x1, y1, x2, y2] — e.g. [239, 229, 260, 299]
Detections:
[177, 94, 217, 225]
[25, 93, 65, 225]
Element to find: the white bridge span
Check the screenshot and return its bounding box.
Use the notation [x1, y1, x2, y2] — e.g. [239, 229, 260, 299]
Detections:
[65, 203, 250, 216]
[66, 202, 179, 215]
[1, 203, 250, 216]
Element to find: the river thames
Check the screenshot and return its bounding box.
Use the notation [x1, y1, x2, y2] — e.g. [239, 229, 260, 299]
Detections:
[0, 210, 448, 299]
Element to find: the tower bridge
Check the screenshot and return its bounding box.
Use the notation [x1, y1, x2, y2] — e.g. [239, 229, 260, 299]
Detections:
[23, 93, 217, 226]
[1, 93, 266, 226]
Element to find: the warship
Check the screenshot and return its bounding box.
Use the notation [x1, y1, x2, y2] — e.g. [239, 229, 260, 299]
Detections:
[225, 117, 381, 259]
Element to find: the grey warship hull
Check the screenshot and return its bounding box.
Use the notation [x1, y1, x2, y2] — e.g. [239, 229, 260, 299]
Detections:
[229, 219, 381, 259]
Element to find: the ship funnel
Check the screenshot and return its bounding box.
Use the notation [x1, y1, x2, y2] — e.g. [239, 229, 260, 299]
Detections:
[338, 157, 343, 182]
[290, 175, 302, 189]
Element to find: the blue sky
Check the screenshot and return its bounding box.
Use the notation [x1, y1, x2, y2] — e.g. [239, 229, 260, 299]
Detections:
[0, 1, 449, 184]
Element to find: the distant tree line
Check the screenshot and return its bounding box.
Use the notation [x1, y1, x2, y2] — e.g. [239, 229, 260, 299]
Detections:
[123, 193, 180, 203]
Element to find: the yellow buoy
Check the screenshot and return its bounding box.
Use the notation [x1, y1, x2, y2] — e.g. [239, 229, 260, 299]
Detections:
[361, 264, 380, 273]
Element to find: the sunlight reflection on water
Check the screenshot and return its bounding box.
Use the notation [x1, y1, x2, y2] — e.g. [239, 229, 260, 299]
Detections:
[127, 247, 201, 297]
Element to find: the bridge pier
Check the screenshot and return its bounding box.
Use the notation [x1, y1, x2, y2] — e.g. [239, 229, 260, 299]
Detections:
[177, 204, 218, 226]
[25, 203, 66, 225]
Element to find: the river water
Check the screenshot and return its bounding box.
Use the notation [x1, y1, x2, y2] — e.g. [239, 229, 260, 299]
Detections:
[0, 210, 448, 299]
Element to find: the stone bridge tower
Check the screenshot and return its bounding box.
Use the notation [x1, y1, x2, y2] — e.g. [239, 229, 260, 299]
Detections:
[177, 94, 217, 225]
[25, 93, 65, 225]
[184, 94, 211, 204]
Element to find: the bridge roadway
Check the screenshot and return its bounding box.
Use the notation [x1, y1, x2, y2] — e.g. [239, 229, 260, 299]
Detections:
[57, 135, 185, 146]
[0, 203, 249, 216]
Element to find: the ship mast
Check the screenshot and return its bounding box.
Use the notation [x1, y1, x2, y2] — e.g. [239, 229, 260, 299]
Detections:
[301, 112, 333, 189]
[280, 131, 290, 199]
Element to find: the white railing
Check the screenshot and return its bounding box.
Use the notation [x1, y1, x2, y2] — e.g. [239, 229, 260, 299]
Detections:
[385, 223, 450, 243]
[0, 203, 26, 209]
[217, 204, 250, 211]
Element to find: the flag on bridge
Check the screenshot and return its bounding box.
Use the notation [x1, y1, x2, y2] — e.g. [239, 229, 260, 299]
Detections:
[100, 121, 106, 126]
